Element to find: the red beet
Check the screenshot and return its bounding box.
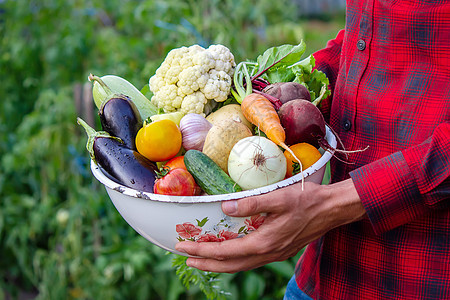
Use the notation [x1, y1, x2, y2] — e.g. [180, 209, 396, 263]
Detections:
[278, 99, 325, 147]
[279, 99, 368, 161]
[263, 82, 311, 105]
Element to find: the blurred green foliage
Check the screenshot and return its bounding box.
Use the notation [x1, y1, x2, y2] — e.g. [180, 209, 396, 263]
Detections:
[0, 0, 344, 299]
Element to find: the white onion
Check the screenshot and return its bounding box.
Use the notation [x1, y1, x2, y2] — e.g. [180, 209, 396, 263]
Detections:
[179, 113, 213, 151]
[228, 136, 287, 190]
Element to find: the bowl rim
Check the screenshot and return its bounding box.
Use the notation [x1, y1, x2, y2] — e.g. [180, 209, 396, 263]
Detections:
[91, 125, 336, 203]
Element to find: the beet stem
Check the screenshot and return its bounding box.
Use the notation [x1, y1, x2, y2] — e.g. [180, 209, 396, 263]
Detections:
[251, 78, 270, 91]
[252, 90, 283, 110]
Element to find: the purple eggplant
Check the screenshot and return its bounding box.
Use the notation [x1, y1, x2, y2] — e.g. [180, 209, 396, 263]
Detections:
[99, 94, 142, 150]
[78, 118, 157, 192]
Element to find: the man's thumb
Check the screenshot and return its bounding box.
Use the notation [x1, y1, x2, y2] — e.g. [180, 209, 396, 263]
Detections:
[222, 197, 265, 217]
[222, 200, 238, 215]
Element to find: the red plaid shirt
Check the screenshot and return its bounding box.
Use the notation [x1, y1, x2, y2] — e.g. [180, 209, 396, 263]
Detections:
[295, 1, 450, 299]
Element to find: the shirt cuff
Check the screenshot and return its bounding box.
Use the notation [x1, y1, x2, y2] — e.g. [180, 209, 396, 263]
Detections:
[349, 151, 426, 234]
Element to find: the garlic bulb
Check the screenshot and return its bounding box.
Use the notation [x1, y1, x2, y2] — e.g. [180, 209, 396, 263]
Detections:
[179, 113, 213, 151]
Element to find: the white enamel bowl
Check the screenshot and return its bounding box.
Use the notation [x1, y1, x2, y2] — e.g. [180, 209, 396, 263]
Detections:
[90, 126, 336, 256]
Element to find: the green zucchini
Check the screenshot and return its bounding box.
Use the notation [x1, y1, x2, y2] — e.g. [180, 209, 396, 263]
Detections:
[89, 74, 158, 121]
[184, 150, 242, 195]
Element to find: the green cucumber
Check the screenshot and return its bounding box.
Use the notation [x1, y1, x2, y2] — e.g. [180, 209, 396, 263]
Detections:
[89, 74, 158, 120]
[184, 150, 242, 195]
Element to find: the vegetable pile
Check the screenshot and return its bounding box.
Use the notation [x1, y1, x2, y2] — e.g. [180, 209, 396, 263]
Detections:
[79, 41, 335, 197]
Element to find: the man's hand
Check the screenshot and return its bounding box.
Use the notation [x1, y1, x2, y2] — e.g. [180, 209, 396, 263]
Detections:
[175, 178, 366, 273]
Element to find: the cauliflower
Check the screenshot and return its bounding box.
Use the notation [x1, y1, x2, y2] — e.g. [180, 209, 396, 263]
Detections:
[149, 44, 236, 115]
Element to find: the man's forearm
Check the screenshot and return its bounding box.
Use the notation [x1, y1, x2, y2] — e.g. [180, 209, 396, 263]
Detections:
[324, 178, 366, 229]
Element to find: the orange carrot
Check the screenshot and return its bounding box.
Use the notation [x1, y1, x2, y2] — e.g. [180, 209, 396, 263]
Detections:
[241, 93, 306, 189]
[241, 93, 285, 145]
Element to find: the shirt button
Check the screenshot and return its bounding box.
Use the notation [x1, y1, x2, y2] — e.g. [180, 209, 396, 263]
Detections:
[343, 120, 352, 131]
[357, 39, 366, 51]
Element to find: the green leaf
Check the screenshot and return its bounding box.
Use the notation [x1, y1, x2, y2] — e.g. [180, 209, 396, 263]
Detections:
[140, 84, 152, 99]
[265, 65, 296, 83]
[172, 255, 229, 300]
[140, 84, 150, 95]
[196, 217, 209, 227]
[292, 162, 301, 176]
[242, 272, 265, 300]
[256, 41, 306, 74]
[291, 54, 315, 74]
[290, 55, 331, 106]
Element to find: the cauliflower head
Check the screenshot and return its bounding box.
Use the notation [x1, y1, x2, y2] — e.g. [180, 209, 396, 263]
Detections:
[149, 44, 235, 115]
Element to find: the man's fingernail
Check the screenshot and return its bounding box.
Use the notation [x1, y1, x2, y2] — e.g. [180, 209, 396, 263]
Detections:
[222, 200, 237, 215]
[186, 258, 195, 268]
[175, 245, 186, 253]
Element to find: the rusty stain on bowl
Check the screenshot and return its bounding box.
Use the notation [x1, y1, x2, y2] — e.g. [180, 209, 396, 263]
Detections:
[113, 186, 125, 193]
[136, 192, 151, 200]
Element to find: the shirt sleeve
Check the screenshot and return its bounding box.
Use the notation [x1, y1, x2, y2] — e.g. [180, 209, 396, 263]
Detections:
[312, 29, 345, 122]
[350, 122, 450, 234]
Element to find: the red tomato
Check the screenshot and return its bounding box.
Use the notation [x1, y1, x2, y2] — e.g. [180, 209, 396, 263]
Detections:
[154, 168, 201, 196]
[164, 156, 187, 171]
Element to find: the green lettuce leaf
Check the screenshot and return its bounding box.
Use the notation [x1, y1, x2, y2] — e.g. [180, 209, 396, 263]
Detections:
[290, 55, 330, 106]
